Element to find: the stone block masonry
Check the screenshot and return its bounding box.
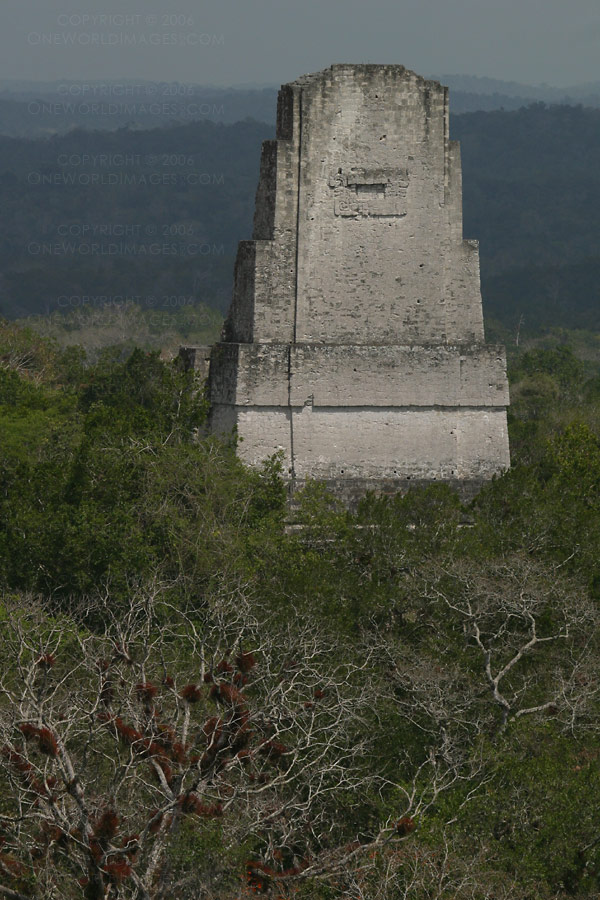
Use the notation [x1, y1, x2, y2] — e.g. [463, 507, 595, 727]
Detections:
[207, 64, 510, 504]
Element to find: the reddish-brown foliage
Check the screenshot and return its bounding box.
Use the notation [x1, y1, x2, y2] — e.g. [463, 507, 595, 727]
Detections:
[180, 683, 202, 703]
[202, 716, 222, 739]
[136, 682, 158, 703]
[37, 727, 58, 757]
[44, 825, 69, 847]
[202, 715, 220, 736]
[210, 682, 245, 707]
[162, 674, 175, 688]
[93, 810, 120, 841]
[18, 722, 40, 740]
[236, 651, 256, 673]
[217, 658, 234, 674]
[247, 860, 276, 876]
[258, 740, 289, 761]
[104, 857, 132, 882]
[114, 718, 142, 745]
[88, 839, 103, 864]
[18, 722, 60, 758]
[177, 793, 223, 818]
[395, 816, 415, 836]
[139, 739, 168, 760]
[246, 860, 277, 893]
[154, 723, 176, 747]
[313, 689, 325, 700]
[36, 653, 56, 668]
[153, 725, 188, 761]
[0, 853, 27, 877]
[171, 741, 187, 764]
[147, 810, 164, 834]
[177, 792, 201, 814]
[121, 834, 139, 858]
[198, 802, 223, 818]
[236, 748, 251, 765]
[2, 747, 47, 797]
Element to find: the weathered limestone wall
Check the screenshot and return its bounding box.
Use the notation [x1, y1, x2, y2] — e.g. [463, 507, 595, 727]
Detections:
[210, 344, 508, 408]
[209, 64, 510, 503]
[222, 406, 509, 481]
[178, 345, 212, 382]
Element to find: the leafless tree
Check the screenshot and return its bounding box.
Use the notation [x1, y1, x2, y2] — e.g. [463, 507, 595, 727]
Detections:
[0, 583, 389, 899]
[403, 553, 600, 733]
[0, 574, 497, 900]
[5, 554, 586, 898]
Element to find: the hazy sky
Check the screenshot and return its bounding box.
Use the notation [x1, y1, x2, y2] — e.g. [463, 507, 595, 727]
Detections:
[1, 0, 598, 88]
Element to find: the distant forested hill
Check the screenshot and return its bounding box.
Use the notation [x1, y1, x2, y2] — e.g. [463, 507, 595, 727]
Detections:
[0, 119, 272, 318]
[452, 104, 600, 336]
[437, 73, 600, 107]
[2, 77, 600, 138]
[0, 86, 279, 136]
[0, 104, 598, 336]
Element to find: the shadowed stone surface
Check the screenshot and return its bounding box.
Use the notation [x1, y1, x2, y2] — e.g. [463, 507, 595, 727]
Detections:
[207, 64, 510, 504]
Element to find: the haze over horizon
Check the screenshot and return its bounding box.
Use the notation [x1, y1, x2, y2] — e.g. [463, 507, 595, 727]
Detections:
[1, 0, 598, 89]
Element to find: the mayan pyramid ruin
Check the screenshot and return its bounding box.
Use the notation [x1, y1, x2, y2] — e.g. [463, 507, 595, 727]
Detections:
[206, 64, 510, 504]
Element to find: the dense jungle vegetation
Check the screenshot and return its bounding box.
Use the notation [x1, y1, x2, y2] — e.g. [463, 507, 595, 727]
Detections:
[1, 319, 600, 899]
[0, 83, 599, 900]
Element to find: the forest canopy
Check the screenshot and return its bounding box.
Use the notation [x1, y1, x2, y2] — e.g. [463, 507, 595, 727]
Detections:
[1, 322, 600, 898]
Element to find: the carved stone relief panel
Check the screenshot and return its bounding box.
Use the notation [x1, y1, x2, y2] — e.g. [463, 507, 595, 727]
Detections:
[329, 167, 410, 217]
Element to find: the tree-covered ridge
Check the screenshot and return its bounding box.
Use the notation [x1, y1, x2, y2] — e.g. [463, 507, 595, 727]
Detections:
[14, 303, 223, 363]
[0, 104, 599, 340]
[452, 104, 600, 338]
[0, 118, 272, 320]
[2, 76, 600, 140]
[1, 322, 600, 897]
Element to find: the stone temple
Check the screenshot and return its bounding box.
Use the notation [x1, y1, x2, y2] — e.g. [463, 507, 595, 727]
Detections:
[206, 64, 510, 504]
